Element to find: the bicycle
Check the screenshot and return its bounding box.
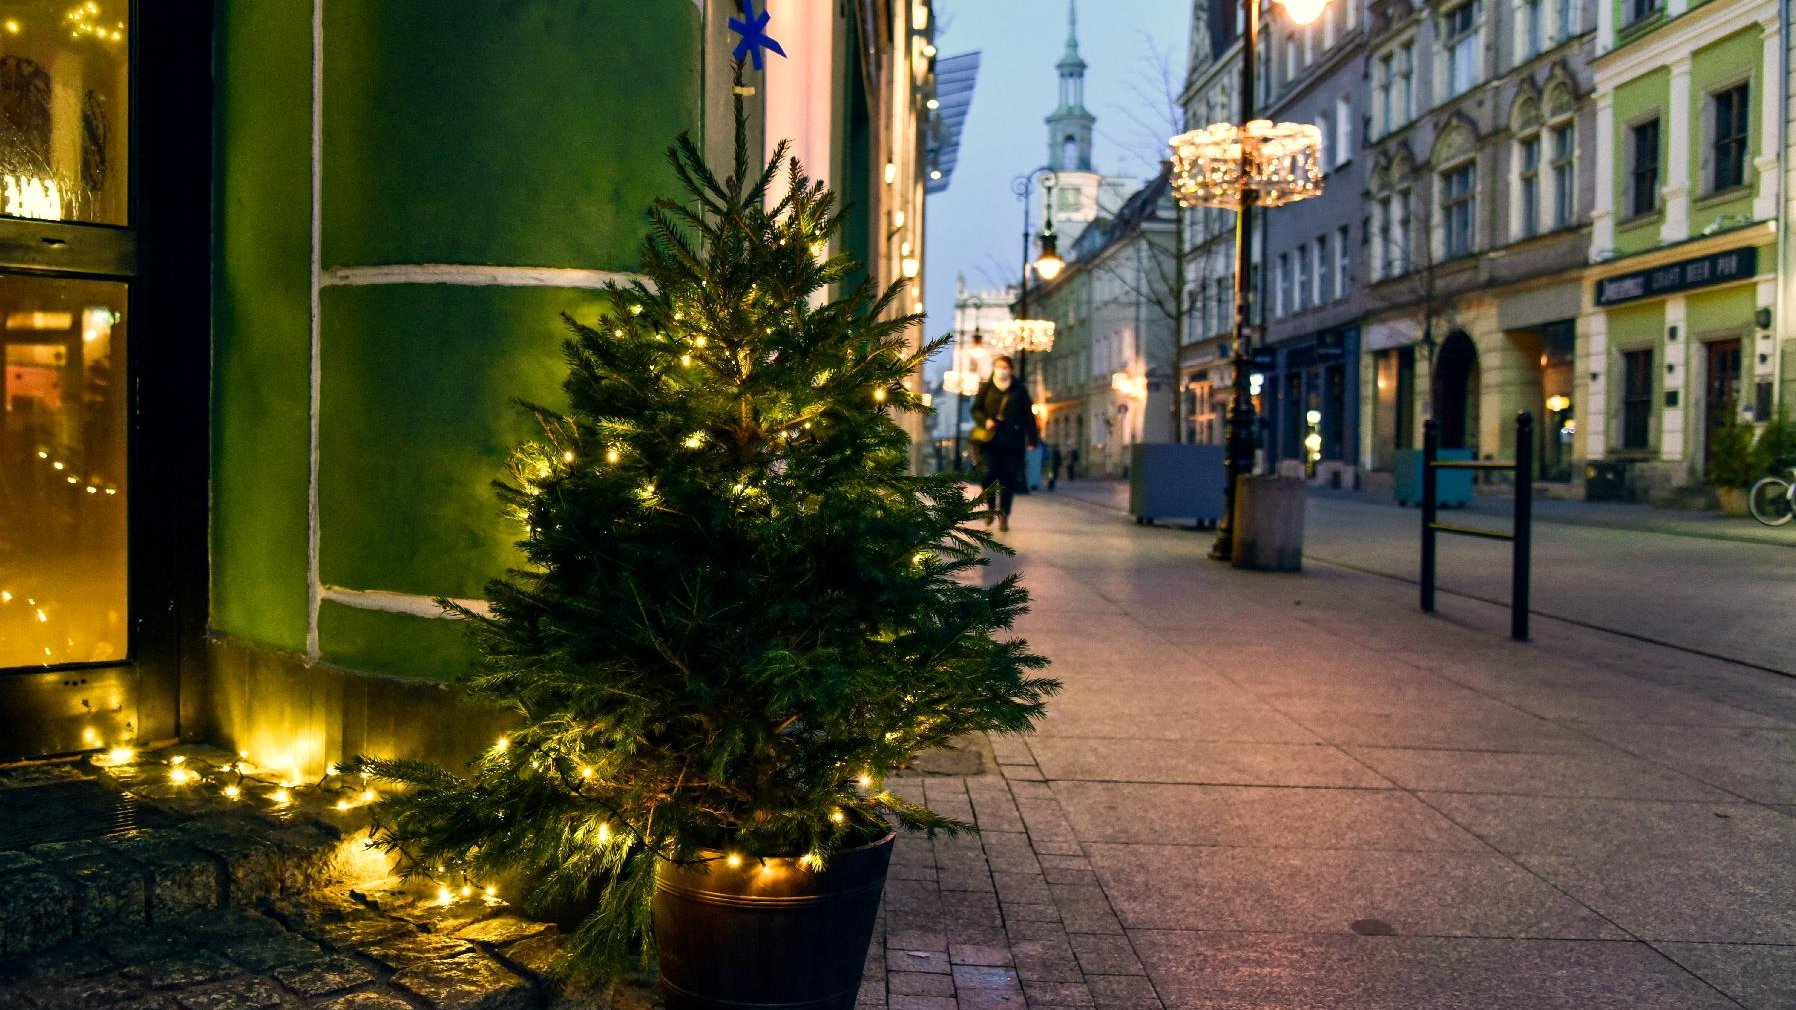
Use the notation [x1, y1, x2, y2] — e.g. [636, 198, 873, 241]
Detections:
[1749, 466, 1795, 526]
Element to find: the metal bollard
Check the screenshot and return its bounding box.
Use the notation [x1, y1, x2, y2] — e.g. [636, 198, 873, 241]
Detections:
[1420, 419, 1438, 613]
[1512, 412, 1533, 641]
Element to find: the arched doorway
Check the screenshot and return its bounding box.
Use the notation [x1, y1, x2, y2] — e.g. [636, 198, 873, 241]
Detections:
[1433, 330, 1478, 450]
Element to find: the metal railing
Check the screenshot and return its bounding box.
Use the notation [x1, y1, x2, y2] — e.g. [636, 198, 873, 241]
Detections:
[1421, 412, 1534, 641]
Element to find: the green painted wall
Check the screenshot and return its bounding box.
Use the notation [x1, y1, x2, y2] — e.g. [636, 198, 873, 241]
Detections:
[1687, 28, 1761, 228]
[320, 1, 698, 270]
[1685, 282, 1756, 337]
[211, 0, 313, 652]
[213, 0, 710, 685]
[317, 602, 477, 684]
[316, 285, 609, 602]
[1612, 69, 1668, 258]
[1608, 300, 1664, 348]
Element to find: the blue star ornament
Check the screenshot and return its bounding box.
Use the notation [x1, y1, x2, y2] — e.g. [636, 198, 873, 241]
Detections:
[729, 0, 787, 70]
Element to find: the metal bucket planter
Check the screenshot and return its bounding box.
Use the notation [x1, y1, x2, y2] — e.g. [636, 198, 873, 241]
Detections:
[653, 832, 895, 1010]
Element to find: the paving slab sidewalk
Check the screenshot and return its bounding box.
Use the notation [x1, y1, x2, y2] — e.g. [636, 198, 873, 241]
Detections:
[887, 493, 1796, 1010]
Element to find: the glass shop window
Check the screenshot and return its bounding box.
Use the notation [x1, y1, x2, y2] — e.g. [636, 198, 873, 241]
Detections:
[0, 1, 129, 226]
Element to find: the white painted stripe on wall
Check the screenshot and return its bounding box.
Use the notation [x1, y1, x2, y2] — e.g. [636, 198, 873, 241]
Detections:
[322, 264, 647, 290]
[321, 586, 491, 620]
[306, 0, 325, 661]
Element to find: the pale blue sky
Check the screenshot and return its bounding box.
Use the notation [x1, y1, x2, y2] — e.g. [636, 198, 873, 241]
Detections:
[924, 0, 1190, 363]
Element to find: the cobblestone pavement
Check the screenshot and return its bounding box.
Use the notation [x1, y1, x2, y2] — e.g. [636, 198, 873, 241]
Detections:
[0, 754, 638, 1010]
[866, 765, 1162, 1010]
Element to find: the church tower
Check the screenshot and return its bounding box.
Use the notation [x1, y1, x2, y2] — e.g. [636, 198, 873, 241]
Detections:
[1045, 1, 1095, 172]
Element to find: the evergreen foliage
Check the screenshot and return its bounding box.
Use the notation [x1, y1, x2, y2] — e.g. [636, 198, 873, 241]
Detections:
[350, 98, 1056, 975]
[1705, 415, 1757, 488]
[1753, 410, 1796, 475]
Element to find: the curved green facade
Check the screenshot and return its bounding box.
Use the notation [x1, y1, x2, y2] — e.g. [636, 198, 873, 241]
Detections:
[210, 0, 708, 757]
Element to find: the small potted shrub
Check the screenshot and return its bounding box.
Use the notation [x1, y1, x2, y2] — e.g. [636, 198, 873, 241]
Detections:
[351, 100, 1055, 1009]
[1753, 411, 1796, 475]
[1705, 414, 1757, 516]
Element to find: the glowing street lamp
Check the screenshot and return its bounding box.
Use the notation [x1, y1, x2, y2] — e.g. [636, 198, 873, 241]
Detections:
[1168, 0, 1331, 562]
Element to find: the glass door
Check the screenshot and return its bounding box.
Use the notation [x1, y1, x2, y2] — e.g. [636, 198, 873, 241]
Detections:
[0, 0, 143, 757]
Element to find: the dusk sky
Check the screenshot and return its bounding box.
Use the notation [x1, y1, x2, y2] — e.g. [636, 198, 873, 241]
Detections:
[924, 0, 1190, 371]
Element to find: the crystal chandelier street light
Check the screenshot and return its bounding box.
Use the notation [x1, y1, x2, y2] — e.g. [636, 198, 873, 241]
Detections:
[1168, 0, 1329, 562]
[997, 319, 1057, 354]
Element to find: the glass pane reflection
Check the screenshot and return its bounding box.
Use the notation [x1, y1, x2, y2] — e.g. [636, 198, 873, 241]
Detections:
[0, 0, 129, 225]
[0, 273, 126, 666]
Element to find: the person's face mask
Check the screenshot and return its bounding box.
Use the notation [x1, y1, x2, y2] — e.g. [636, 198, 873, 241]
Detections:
[992, 368, 1013, 389]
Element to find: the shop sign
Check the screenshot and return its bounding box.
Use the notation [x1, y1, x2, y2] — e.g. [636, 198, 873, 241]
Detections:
[1595, 247, 1756, 306]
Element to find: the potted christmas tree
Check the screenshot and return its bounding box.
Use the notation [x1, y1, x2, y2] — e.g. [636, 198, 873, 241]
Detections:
[350, 97, 1055, 1009]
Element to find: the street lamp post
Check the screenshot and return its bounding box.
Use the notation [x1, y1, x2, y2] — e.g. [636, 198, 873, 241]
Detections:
[1169, 0, 1328, 561]
[1011, 168, 1065, 386]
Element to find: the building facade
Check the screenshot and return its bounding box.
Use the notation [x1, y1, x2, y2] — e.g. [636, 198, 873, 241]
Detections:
[1258, 0, 1369, 485]
[1180, 0, 1251, 450]
[1358, 0, 1600, 492]
[1030, 171, 1182, 477]
[0, 0, 939, 763]
[1583, 0, 1784, 500]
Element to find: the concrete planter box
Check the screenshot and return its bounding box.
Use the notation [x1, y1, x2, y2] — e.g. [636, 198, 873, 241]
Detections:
[1231, 475, 1305, 571]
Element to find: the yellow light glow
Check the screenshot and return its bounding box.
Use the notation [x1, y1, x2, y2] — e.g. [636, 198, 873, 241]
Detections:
[82, 727, 98, 745]
[562, 451, 575, 463]
[1546, 394, 1572, 412]
[437, 886, 453, 905]
[170, 755, 185, 766]
[35, 609, 47, 623]
[51, 461, 63, 470]
[830, 809, 846, 824]
[579, 766, 593, 779]
[361, 788, 377, 803]
[460, 885, 473, 897]
[683, 433, 703, 449]
[223, 785, 241, 800]
[2, 175, 64, 221]
[597, 822, 612, 844]
[606, 448, 621, 465]
[1275, 0, 1328, 24]
[484, 886, 496, 899]
[271, 788, 292, 805]
[494, 735, 510, 753]
[874, 388, 888, 403]
[725, 853, 743, 868]
[335, 799, 351, 811]
[103, 747, 134, 765]
[857, 773, 873, 789]
[4, 19, 19, 33]
[0, 591, 9, 603]
[169, 768, 192, 785]
[680, 353, 692, 367]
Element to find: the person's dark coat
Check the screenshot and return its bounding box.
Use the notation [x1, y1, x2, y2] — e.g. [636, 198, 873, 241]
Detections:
[971, 379, 1040, 452]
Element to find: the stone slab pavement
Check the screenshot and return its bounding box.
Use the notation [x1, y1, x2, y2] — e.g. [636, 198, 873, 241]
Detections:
[864, 491, 1796, 1009]
[1042, 477, 1796, 675]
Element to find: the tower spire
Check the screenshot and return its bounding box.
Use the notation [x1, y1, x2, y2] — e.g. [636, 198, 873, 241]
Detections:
[1047, 0, 1094, 170]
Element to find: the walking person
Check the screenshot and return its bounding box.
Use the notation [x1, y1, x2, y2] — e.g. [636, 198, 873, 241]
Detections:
[1047, 443, 1062, 491]
[970, 355, 1039, 532]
